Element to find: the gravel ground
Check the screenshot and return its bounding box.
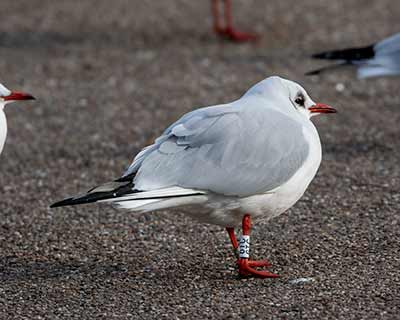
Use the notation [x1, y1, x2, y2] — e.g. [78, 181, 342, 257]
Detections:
[0, 1, 400, 319]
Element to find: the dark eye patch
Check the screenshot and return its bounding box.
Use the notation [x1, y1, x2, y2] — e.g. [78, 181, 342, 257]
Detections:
[294, 93, 305, 107]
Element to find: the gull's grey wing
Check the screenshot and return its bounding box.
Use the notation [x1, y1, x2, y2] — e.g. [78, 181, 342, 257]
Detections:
[358, 33, 400, 78]
[375, 33, 400, 55]
[124, 102, 310, 197]
[123, 104, 239, 176]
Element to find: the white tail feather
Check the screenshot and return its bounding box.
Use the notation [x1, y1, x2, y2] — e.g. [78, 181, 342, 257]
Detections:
[101, 186, 206, 202]
[114, 195, 208, 212]
[99, 186, 208, 212]
[114, 199, 162, 211]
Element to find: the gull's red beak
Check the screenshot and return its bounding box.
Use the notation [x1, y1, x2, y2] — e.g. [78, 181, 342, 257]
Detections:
[309, 103, 336, 114]
[3, 91, 35, 101]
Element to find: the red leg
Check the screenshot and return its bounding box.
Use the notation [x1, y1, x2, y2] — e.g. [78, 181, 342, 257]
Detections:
[211, 0, 259, 42]
[229, 214, 279, 278]
[226, 227, 239, 258]
[212, 0, 224, 34]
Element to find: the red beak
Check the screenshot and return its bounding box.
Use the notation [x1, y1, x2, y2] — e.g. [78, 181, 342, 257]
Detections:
[309, 103, 336, 114]
[3, 91, 35, 101]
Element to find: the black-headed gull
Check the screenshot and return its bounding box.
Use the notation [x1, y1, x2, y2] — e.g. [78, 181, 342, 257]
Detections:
[307, 33, 400, 78]
[0, 83, 35, 156]
[51, 76, 336, 278]
[211, 0, 258, 42]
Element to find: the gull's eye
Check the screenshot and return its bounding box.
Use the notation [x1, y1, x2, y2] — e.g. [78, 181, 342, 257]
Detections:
[294, 94, 305, 107]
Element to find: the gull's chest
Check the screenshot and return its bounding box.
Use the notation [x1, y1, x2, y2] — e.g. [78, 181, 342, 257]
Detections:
[0, 111, 7, 155]
[239, 124, 322, 220]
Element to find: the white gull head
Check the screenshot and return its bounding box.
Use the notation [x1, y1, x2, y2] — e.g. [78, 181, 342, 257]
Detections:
[0, 83, 35, 155]
[243, 76, 336, 120]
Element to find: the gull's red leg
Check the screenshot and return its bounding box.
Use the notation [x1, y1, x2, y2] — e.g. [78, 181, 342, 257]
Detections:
[226, 227, 239, 258]
[227, 226, 270, 266]
[212, 0, 224, 34]
[236, 214, 279, 278]
[211, 0, 259, 42]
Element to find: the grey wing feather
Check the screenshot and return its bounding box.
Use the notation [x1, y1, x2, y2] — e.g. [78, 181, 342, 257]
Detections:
[360, 33, 400, 78]
[375, 33, 400, 55]
[124, 102, 309, 197]
[123, 104, 237, 175]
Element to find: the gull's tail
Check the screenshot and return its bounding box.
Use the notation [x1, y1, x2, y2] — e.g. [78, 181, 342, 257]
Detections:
[50, 179, 206, 212]
[311, 45, 375, 62]
[306, 44, 375, 76]
[50, 180, 136, 208]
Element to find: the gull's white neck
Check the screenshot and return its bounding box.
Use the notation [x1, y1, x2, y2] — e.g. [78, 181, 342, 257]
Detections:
[0, 108, 7, 155]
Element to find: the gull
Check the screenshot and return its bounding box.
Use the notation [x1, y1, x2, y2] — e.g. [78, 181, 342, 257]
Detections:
[306, 32, 400, 78]
[0, 83, 35, 156]
[51, 76, 336, 278]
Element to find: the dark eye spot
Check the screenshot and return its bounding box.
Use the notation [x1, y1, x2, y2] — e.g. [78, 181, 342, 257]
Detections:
[295, 94, 305, 107]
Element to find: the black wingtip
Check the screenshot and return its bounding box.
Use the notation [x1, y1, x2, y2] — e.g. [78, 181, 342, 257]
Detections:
[310, 45, 375, 61]
[50, 197, 78, 208]
[311, 52, 332, 60]
[50, 180, 137, 209]
[50, 195, 99, 208]
[305, 69, 322, 76]
[50, 192, 114, 208]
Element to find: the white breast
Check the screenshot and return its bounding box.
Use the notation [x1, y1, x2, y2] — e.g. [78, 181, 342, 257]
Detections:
[0, 110, 7, 155]
[191, 122, 322, 227]
[239, 122, 322, 221]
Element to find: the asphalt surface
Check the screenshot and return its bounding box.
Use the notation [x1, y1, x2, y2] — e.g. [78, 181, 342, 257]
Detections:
[0, 1, 400, 319]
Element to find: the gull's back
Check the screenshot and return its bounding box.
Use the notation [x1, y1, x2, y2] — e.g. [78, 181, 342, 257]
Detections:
[130, 88, 311, 197]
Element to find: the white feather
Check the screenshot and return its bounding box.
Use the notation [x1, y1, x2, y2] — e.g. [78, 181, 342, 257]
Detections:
[111, 194, 208, 213]
[0, 110, 7, 155]
[114, 199, 162, 211]
[0, 83, 11, 97]
[101, 186, 206, 203]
